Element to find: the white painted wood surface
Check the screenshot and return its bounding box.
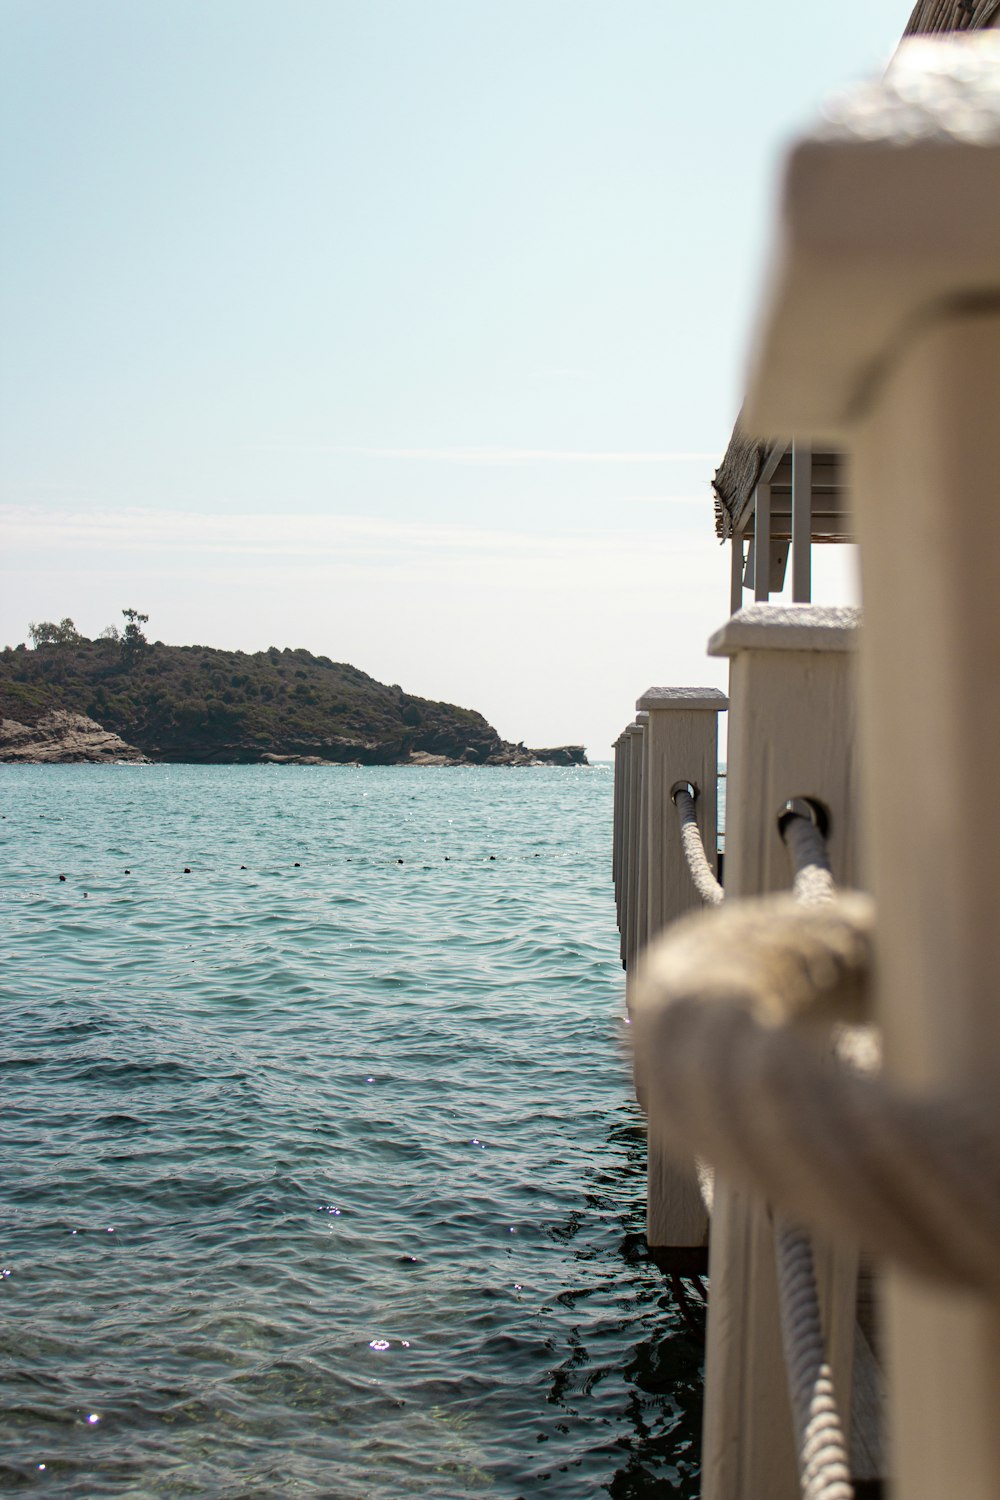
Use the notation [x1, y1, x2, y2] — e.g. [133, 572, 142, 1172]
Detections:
[753, 483, 771, 601]
[729, 534, 744, 615]
[637, 718, 650, 968]
[738, 37, 1000, 1495]
[611, 738, 617, 888]
[791, 442, 812, 603]
[699, 605, 862, 1500]
[619, 725, 637, 966]
[852, 309, 1000, 1500]
[636, 688, 727, 943]
[615, 733, 628, 960]
[624, 720, 646, 973]
[708, 606, 862, 892]
[635, 688, 727, 1257]
[743, 34, 1000, 442]
[613, 733, 629, 965]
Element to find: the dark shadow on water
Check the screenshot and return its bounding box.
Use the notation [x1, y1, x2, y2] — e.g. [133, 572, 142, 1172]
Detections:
[537, 1104, 706, 1499]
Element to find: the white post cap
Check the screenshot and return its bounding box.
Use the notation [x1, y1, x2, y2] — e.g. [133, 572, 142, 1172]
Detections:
[744, 35, 1000, 441]
[635, 687, 729, 713]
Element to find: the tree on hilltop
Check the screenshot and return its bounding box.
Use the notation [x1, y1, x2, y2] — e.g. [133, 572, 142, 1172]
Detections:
[120, 609, 149, 666]
[28, 617, 84, 647]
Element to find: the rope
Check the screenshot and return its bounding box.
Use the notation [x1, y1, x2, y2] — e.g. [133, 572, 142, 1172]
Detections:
[673, 785, 724, 907]
[664, 793, 858, 1493]
[632, 892, 1000, 1294]
[775, 1221, 854, 1500]
[671, 783, 722, 1215]
[775, 807, 854, 1500]
[781, 802, 836, 908]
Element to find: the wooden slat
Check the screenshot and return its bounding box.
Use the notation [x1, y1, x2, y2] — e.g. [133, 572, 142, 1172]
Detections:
[730, 451, 849, 540]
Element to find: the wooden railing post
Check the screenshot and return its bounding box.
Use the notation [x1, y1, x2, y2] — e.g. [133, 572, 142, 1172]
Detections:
[636, 715, 651, 972]
[624, 716, 647, 974]
[698, 603, 861, 1500]
[616, 720, 637, 967]
[612, 733, 625, 914]
[737, 36, 1000, 1496]
[635, 687, 728, 1269]
[637, 687, 727, 942]
[616, 724, 635, 964]
[850, 308, 1000, 1500]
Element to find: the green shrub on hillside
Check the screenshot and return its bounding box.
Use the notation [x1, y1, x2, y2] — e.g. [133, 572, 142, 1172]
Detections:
[0, 633, 503, 764]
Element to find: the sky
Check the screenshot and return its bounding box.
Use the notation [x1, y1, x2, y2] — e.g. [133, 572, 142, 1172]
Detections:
[1, 1, 911, 756]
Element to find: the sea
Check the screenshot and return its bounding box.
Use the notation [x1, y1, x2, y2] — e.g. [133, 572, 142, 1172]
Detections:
[1, 764, 704, 1499]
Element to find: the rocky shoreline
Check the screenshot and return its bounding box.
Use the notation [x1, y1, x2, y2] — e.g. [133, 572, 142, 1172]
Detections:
[0, 711, 150, 764]
[0, 710, 586, 768]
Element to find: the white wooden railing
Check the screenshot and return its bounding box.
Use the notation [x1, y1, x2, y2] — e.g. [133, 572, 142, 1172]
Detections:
[616, 689, 727, 1271]
[614, 609, 865, 1495]
[613, 32, 1000, 1500]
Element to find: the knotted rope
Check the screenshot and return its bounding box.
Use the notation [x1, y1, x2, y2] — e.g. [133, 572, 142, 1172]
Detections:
[672, 784, 724, 907]
[632, 891, 1000, 1294]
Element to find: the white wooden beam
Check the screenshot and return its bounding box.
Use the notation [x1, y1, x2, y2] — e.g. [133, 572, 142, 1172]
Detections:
[791, 441, 813, 602]
[753, 484, 771, 602]
[730, 534, 744, 615]
[698, 604, 861, 1500]
[759, 440, 788, 487]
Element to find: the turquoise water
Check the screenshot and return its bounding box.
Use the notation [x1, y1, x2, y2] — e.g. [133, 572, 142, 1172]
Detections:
[1, 765, 703, 1498]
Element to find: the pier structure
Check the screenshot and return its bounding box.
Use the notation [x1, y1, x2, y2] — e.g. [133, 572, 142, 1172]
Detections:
[614, 17, 1000, 1500]
[715, 433, 850, 613]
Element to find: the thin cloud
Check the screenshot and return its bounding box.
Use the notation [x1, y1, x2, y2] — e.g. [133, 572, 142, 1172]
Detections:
[525, 367, 595, 379]
[0, 505, 710, 565]
[246, 444, 721, 466]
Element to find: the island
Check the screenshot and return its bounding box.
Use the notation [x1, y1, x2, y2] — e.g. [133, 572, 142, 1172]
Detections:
[0, 629, 587, 768]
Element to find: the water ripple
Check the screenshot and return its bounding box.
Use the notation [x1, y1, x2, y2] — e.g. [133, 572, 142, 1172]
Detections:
[0, 765, 702, 1497]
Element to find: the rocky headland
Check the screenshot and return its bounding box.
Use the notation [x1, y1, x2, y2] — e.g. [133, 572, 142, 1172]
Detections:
[0, 638, 587, 768]
[0, 710, 150, 764]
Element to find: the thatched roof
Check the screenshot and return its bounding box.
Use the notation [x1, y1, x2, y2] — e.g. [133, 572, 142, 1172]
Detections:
[712, 421, 763, 539]
[904, 0, 1000, 33]
[712, 424, 848, 543]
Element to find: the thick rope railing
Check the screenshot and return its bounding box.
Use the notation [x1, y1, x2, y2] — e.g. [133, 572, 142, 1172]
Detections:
[632, 891, 1000, 1294]
[780, 798, 836, 908]
[668, 783, 853, 1499]
[672, 783, 724, 907]
[774, 803, 853, 1500]
[775, 1221, 854, 1500]
[669, 781, 721, 1218]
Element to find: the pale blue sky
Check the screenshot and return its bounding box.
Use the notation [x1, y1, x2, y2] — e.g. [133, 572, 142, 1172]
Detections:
[1, 1, 908, 754]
